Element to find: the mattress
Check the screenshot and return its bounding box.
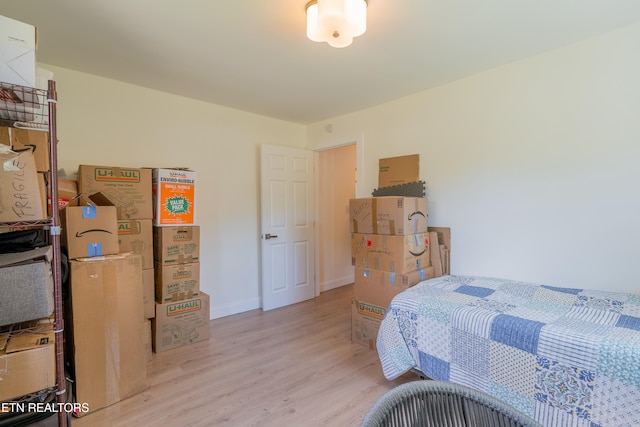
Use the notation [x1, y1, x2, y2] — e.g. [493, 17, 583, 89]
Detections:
[376, 275, 640, 427]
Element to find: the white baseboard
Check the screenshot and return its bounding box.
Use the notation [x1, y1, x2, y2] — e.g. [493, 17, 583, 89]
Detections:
[320, 275, 354, 292]
[210, 297, 260, 320]
[209, 275, 355, 319]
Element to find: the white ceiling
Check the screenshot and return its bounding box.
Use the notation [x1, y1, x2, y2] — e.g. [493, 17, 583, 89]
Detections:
[2, 0, 640, 124]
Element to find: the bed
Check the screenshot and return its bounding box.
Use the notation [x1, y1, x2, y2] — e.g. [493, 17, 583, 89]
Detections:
[376, 275, 640, 427]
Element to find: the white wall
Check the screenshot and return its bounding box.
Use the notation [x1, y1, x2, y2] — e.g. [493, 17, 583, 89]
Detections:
[45, 65, 306, 318]
[307, 23, 640, 293]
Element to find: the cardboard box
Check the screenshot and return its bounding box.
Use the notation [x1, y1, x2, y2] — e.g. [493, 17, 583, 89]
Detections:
[153, 225, 200, 265]
[155, 262, 200, 303]
[117, 218, 153, 269]
[0, 246, 53, 327]
[77, 165, 152, 220]
[57, 177, 79, 209]
[68, 253, 148, 416]
[353, 266, 435, 309]
[152, 168, 196, 226]
[61, 205, 119, 259]
[0, 126, 9, 146]
[378, 154, 419, 188]
[351, 298, 385, 350]
[429, 226, 451, 276]
[11, 128, 49, 172]
[0, 322, 56, 401]
[350, 196, 428, 235]
[152, 292, 210, 353]
[351, 232, 430, 274]
[0, 148, 46, 222]
[0, 15, 36, 88]
[143, 319, 152, 363]
[143, 268, 155, 319]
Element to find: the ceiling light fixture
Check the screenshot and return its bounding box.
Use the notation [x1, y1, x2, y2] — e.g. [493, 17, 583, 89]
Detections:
[306, 0, 367, 48]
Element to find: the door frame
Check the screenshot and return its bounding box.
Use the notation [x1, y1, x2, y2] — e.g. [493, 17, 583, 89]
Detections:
[312, 133, 365, 297]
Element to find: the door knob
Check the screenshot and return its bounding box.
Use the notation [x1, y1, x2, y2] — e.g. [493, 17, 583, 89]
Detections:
[264, 233, 279, 240]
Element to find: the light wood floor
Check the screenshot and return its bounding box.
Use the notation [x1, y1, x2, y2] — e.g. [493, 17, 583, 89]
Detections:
[70, 284, 415, 426]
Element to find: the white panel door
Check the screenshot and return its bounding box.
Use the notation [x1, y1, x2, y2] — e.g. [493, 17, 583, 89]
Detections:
[260, 144, 315, 311]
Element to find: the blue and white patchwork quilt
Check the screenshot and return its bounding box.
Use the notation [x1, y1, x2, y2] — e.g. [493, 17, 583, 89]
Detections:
[377, 275, 640, 427]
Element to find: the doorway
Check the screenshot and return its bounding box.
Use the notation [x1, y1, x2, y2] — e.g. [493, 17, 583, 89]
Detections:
[317, 144, 357, 292]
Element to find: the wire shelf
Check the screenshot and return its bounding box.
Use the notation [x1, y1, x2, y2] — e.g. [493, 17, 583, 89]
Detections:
[0, 82, 49, 131]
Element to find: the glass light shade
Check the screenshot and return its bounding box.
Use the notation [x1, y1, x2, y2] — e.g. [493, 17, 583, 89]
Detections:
[306, 0, 367, 48]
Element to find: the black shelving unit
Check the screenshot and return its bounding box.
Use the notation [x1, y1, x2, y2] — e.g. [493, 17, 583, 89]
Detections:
[0, 80, 67, 427]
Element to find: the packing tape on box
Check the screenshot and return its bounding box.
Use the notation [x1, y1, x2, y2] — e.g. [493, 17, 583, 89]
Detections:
[414, 198, 419, 234]
[82, 205, 97, 219]
[85, 262, 98, 279]
[389, 272, 396, 286]
[371, 198, 378, 234]
[402, 275, 410, 286]
[87, 242, 103, 257]
[128, 219, 140, 233]
[178, 254, 194, 264]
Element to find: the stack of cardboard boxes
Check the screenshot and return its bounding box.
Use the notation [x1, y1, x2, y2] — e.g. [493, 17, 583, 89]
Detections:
[151, 168, 210, 353]
[350, 155, 435, 349]
[0, 126, 60, 403]
[350, 196, 434, 349]
[61, 164, 153, 417]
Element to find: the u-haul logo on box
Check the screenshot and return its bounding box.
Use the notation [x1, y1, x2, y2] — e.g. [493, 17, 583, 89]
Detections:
[94, 168, 141, 183]
[357, 301, 386, 320]
[166, 299, 201, 317]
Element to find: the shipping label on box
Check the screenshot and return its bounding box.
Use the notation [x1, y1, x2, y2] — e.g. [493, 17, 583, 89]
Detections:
[77, 165, 152, 220]
[352, 232, 430, 274]
[0, 148, 46, 222]
[153, 225, 200, 265]
[152, 168, 196, 226]
[152, 292, 210, 353]
[378, 154, 419, 188]
[353, 265, 435, 308]
[117, 218, 153, 269]
[154, 262, 200, 303]
[61, 205, 119, 259]
[350, 196, 428, 235]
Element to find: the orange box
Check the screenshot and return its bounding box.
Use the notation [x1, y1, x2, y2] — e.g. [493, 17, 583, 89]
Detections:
[152, 168, 196, 226]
